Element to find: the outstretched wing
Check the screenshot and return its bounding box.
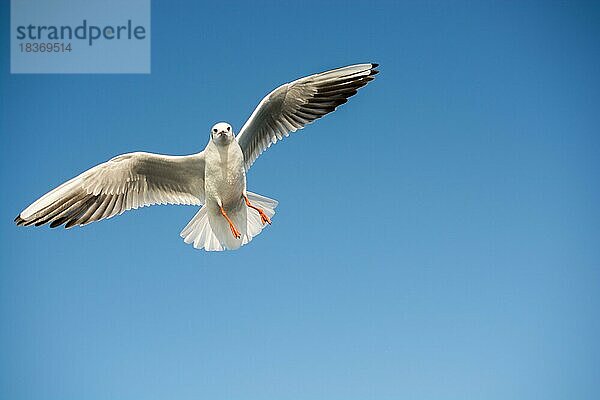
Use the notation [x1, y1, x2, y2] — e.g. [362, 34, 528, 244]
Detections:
[236, 63, 378, 170]
[15, 152, 205, 229]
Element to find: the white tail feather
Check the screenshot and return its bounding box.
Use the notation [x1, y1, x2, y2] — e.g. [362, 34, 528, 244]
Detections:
[180, 192, 278, 251]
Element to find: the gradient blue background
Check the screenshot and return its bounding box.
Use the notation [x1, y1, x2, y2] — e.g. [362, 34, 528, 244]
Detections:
[1, 1, 599, 399]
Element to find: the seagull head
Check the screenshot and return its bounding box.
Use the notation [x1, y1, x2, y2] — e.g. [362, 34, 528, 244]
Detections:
[210, 122, 234, 145]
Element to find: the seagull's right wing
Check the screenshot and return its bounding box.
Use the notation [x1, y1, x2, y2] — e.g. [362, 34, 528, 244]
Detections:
[15, 152, 205, 228]
[236, 63, 378, 170]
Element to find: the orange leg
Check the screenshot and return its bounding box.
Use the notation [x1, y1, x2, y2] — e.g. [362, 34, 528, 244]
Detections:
[220, 206, 241, 239]
[243, 195, 271, 225]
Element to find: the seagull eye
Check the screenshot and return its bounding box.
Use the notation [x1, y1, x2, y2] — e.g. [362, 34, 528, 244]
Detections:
[227, 126, 231, 132]
[212, 128, 218, 133]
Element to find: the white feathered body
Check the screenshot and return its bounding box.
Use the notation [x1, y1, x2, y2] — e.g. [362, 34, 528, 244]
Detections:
[180, 140, 278, 251]
[204, 139, 246, 214]
[203, 140, 247, 250]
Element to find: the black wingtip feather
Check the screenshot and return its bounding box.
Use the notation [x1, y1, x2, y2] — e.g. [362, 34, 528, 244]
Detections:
[49, 220, 63, 228]
[64, 219, 79, 229]
[372, 63, 379, 68]
[14, 215, 24, 225]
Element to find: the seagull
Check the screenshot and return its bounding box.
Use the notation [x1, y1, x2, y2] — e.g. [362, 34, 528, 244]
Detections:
[15, 63, 379, 251]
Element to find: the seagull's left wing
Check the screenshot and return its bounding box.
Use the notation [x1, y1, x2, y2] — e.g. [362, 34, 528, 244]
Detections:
[15, 152, 205, 229]
[236, 63, 378, 170]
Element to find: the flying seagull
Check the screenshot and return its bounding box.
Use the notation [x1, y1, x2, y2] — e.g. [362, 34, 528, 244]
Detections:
[15, 63, 379, 251]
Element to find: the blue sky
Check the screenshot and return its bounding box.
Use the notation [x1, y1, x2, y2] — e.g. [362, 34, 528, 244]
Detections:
[1, 1, 599, 399]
